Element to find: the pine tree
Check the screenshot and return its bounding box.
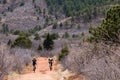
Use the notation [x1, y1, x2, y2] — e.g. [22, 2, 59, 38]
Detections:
[7, 39, 12, 46]
[58, 46, 69, 61]
[59, 23, 63, 28]
[43, 33, 54, 50]
[52, 22, 57, 29]
[89, 5, 120, 43]
[3, 0, 7, 4]
[32, 0, 36, 3]
[63, 32, 69, 38]
[37, 44, 42, 51]
[2, 23, 9, 35]
[34, 33, 40, 40]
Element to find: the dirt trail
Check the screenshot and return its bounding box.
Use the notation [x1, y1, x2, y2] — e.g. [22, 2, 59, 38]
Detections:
[8, 57, 58, 80]
[7, 57, 83, 80]
[38, 17, 71, 35]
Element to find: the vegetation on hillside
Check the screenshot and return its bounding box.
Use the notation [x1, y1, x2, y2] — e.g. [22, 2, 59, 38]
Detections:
[60, 5, 120, 80]
[46, 0, 120, 22]
[34, 33, 41, 40]
[58, 46, 69, 61]
[43, 33, 54, 50]
[89, 5, 120, 44]
[12, 36, 32, 49]
[37, 44, 43, 51]
[1, 23, 9, 35]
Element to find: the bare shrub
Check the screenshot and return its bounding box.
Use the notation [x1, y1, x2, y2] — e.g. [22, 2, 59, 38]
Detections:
[0, 43, 34, 79]
[0, 43, 13, 80]
[10, 48, 33, 73]
[62, 42, 120, 80]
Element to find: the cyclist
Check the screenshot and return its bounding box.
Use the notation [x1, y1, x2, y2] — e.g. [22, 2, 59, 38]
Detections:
[32, 57, 37, 72]
[48, 57, 53, 71]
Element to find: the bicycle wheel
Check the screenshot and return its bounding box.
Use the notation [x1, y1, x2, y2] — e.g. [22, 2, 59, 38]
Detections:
[49, 63, 52, 71]
[33, 66, 36, 72]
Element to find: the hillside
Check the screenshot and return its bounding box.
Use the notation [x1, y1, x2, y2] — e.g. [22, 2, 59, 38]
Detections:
[46, 0, 120, 22]
[0, 0, 118, 34]
[0, 0, 118, 32]
[0, 0, 48, 31]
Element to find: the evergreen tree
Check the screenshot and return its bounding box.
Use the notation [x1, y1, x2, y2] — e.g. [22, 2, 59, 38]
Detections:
[2, 23, 9, 35]
[13, 30, 21, 35]
[34, 33, 40, 40]
[59, 23, 63, 28]
[51, 33, 59, 40]
[3, 0, 7, 4]
[43, 33, 54, 50]
[89, 5, 120, 43]
[77, 25, 81, 29]
[32, 0, 36, 3]
[52, 22, 57, 29]
[63, 32, 69, 38]
[43, 8, 46, 17]
[58, 46, 69, 61]
[37, 44, 42, 51]
[12, 36, 32, 48]
[20, 2, 25, 6]
[7, 39, 12, 46]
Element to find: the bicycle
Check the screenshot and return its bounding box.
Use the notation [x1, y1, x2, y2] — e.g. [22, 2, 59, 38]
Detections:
[49, 62, 52, 71]
[33, 65, 36, 72]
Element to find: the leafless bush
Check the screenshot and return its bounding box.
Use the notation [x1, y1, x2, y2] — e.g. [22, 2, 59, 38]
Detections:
[10, 48, 33, 73]
[0, 43, 13, 80]
[0, 44, 34, 80]
[62, 42, 120, 80]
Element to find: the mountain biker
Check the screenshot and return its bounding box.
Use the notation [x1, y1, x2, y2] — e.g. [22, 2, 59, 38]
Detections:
[48, 57, 53, 71]
[32, 57, 37, 72]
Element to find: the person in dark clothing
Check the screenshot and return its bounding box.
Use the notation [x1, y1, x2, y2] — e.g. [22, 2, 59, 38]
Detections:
[32, 58, 37, 72]
[48, 57, 53, 71]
